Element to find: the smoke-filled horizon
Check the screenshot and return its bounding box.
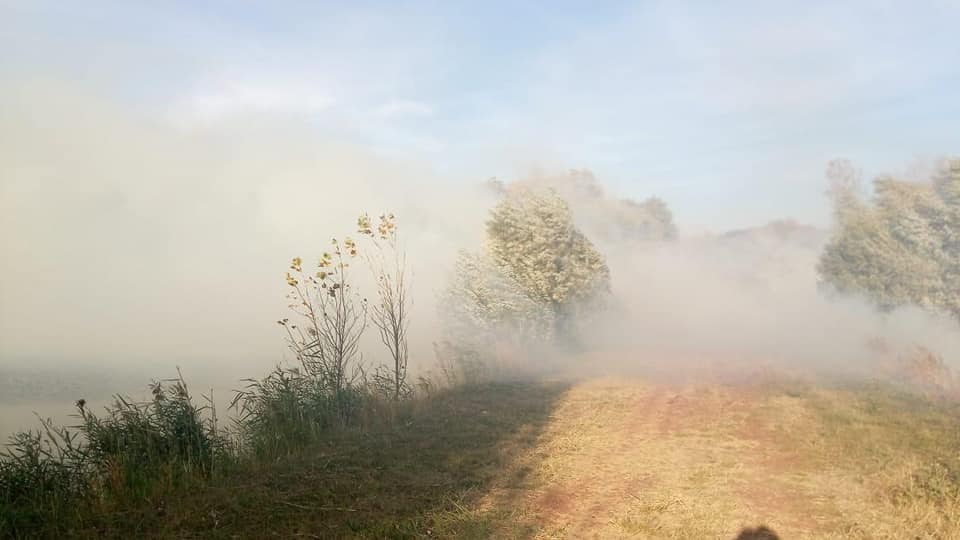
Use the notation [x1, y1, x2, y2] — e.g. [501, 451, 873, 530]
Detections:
[2, 0, 960, 394]
[0, 83, 495, 379]
[4, 1, 960, 229]
[5, 5, 960, 538]
[3, 81, 959, 388]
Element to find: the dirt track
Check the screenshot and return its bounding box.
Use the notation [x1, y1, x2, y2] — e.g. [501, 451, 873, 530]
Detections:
[472, 377, 958, 539]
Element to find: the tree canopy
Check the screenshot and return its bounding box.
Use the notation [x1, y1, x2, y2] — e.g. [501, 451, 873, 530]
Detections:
[818, 159, 960, 320]
[486, 188, 610, 318]
[442, 187, 611, 348]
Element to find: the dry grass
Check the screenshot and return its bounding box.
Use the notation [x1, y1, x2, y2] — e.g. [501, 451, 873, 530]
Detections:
[19, 375, 960, 538]
[466, 376, 960, 539]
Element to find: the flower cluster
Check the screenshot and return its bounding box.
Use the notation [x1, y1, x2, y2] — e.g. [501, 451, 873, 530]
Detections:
[358, 212, 397, 240]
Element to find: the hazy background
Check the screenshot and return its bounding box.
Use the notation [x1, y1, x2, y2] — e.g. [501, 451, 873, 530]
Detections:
[2, 1, 960, 435]
[3, 1, 959, 228]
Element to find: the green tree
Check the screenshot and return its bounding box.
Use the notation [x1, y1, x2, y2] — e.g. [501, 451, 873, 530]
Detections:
[491, 169, 677, 242]
[440, 250, 554, 348]
[818, 158, 960, 320]
[486, 188, 610, 339]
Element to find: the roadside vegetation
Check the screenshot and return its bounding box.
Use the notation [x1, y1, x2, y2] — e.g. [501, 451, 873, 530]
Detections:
[2, 212, 435, 537]
[1, 195, 613, 538]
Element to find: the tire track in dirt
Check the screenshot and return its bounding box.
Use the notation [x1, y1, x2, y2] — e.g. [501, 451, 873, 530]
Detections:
[478, 376, 843, 538]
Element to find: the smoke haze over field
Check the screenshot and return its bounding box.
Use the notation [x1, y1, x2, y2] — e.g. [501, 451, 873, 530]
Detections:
[586, 223, 960, 381]
[0, 82, 494, 380]
[4, 1, 959, 228]
[4, 82, 959, 400]
[7, 6, 960, 539]
[2, 2, 960, 440]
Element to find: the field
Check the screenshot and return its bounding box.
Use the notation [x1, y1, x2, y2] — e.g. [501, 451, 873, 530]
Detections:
[31, 369, 959, 539]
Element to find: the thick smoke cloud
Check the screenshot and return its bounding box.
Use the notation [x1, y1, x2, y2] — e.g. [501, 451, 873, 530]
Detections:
[2, 82, 958, 439]
[0, 81, 492, 383]
[584, 221, 960, 381]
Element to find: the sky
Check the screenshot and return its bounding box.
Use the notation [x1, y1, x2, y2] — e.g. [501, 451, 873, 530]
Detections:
[3, 0, 958, 228]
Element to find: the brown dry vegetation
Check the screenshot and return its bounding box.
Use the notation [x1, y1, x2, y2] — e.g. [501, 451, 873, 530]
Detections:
[475, 376, 960, 539]
[53, 370, 960, 539]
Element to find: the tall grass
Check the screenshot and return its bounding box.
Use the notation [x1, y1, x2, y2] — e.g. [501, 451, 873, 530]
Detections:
[0, 372, 229, 537]
[230, 365, 372, 457]
[1, 422, 88, 536]
[0, 348, 491, 537]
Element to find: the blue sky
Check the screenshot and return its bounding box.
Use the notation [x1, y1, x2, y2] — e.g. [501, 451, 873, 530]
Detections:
[3, 0, 959, 228]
